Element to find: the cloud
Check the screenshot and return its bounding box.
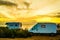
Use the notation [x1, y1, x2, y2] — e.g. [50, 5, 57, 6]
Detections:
[0, 0, 17, 6]
[0, 0, 60, 19]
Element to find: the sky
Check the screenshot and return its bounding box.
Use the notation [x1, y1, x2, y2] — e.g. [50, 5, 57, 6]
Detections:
[0, 0, 60, 23]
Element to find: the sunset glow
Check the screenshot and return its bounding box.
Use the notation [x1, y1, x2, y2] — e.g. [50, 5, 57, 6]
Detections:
[0, 0, 60, 23]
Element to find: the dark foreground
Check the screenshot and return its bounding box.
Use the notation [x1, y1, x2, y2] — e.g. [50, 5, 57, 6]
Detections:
[0, 35, 60, 40]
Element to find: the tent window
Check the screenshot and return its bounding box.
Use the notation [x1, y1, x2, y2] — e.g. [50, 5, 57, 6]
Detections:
[10, 24, 13, 26]
[32, 28, 35, 30]
[41, 24, 46, 28]
[15, 24, 18, 26]
[32, 28, 34, 30]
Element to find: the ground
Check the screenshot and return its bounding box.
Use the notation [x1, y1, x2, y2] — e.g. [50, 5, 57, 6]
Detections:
[0, 35, 60, 40]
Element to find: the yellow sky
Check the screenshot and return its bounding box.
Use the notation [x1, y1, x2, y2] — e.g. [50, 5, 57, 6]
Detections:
[0, 0, 60, 23]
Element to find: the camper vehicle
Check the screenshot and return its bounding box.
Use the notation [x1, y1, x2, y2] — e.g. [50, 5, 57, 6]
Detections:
[6, 22, 22, 29]
[29, 22, 57, 36]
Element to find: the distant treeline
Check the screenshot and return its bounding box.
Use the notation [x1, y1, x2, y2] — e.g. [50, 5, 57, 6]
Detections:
[0, 27, 31, 38]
